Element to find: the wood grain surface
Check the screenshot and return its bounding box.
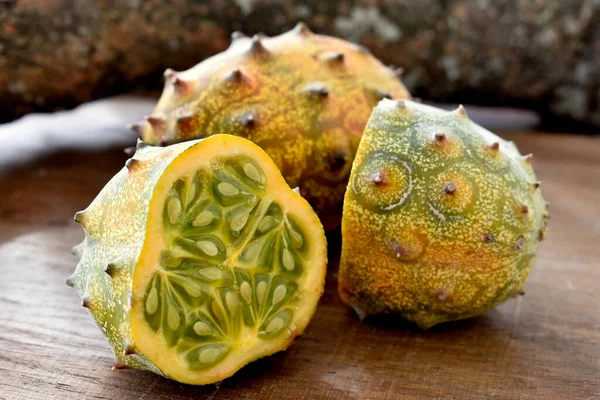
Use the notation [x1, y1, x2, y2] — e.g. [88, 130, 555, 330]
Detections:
[0, 132, 599, 399]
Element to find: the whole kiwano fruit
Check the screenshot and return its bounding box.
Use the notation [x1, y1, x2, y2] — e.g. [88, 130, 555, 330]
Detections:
[67, 134, 327, 384]
[130, 23, 411, 229]
[339, 99, 549, 329]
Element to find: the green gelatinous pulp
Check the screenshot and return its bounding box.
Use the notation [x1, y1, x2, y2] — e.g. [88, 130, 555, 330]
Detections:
[143, 155, 309, 370]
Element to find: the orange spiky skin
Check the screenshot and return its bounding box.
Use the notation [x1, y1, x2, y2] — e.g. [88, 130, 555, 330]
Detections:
[339, 100, 549, 329]
[134, 24, 411, 229]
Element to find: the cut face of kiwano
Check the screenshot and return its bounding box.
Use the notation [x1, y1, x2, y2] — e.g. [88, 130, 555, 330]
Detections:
[67, 135, 327, 384]
[129, 23, 411, 229]
[339, 100, 549, 329]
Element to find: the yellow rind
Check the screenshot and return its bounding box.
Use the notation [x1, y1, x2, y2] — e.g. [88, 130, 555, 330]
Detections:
[339, 100, 548, 329]
[136, 24, 411, 228]
[71, 135, 327, 383]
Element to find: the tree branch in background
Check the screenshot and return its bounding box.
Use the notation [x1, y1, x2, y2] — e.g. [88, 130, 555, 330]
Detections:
[1, 0, 598, 130]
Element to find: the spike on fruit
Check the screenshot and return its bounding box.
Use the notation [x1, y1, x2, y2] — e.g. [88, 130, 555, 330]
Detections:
[240, 113, 256, 127]
[520, 204, 529, 215]
[247, 35, 269, 56]
[454, 104, 468, 118]
[488, 141, 500, 151]
[444, 182, 457, 194]
[122, 343, 139, 356]
[69, 135, 326, 385]
[66, 275, 75, 287]
[104, 262, 120, 278]
[339, 100, 548, 329]
[292, 22, 312, 36]
[395, 99, 407, 110]
[164, 68, 177, 80]
[320, 51, 345, 64]
[484, 233, 496, 243]
[303, 83, 328, 97]
[135, 25, 411, 230]
[81, 297, 92, 309]
[224, 69, 244, 83]
[523, 154, 533, 164]
[112, 359, 128, 370]
[125, 158, 140, 172]
[73, 211, 86, 225]
[533, 181, 541, 189]
[434, 132, 447, 142]
[172, 77, 194, 95]
[368, 171, 387, 185]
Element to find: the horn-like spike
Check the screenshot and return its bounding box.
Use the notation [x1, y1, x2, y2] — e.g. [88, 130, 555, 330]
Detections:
[533, 181, 541, 189]
[81, 297, 91, 308]
[320, 51, 345, 63]
[303, 83, 329, 97]
[248, 35, 269, 56]
[104, 262, 121, 278]
[71, 242, 84, 257]
[241, 113, 256, 127]
[66, 275, 75, 287]
[122, 343, 139, 356]
[434, 132, 447, 142]
[163, 68, 177, 80]
[123, 147, 135, 156]
[172, 77, 193, 94]
[73, 211, 86, 225]
[112, 359, 128, 371]
[488, 141, 500, 151]
[224, 69, 244, 83]
[395, 99, 407, 110]
[292, 22, 313, 36]
[523, 153, 533, 163]
[454, 104, 468, 118]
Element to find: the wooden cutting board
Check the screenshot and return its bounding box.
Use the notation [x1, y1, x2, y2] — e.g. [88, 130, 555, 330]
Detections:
[1, 131, 599, 400]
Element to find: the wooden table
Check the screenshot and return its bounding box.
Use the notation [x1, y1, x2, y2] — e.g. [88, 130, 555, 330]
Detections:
[1, 131, 599, 399]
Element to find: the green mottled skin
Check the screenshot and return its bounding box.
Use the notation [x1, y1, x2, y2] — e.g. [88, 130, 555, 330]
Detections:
[68, 140, 190, 372]
[339, 99, 549, 329]
[133, 23, 410, 229]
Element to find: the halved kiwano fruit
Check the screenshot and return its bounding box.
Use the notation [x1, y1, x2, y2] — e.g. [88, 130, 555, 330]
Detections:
[126, 135, 327, 384]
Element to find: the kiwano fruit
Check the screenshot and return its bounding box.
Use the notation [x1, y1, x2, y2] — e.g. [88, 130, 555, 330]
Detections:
[130, 23, 410, 229]
[339, 99, 549, 329]
[67, 134, 327, 384]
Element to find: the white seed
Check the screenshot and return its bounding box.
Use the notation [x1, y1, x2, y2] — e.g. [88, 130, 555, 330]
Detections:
[199, 347, 221, 364]
[199, 267, 222, 280]
[258, 216, 276, 233]
[167, 305, 180, 330]
[272, 285, 286, 305]
[243, 163, 263, 183]
[146, 287, 158, 314]
[197, 240, 218, 256]
[289, 229, 303, 248]
[282, 248, 295, 271]
[230, 210, 249, 232]
[187, 182, 196, 207]
[193, 321, 212, 336]
[193, 210, 213, 227]
[183, 284, 202, 298]
[256, 281, 268, 306]
[240, 282, 252, 303]
[167, 197, 182, 224]
[218, 182, 240, 196]
[265, 317, 284, 334]
[225, 291, 239, 312]
[241, 240, 262, 262]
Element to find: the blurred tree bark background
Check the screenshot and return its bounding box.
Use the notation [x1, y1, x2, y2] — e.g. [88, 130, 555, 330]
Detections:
[1, 0, 598, 130]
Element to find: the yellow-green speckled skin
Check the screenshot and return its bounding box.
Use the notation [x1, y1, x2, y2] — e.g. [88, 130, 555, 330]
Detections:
[68, 140, 193, 373]
[134, 23, 410, 229]
[339, 100, 549, 329]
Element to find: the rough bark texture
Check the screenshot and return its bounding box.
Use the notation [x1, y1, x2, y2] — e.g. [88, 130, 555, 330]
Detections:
[1, 0, 599, 129]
